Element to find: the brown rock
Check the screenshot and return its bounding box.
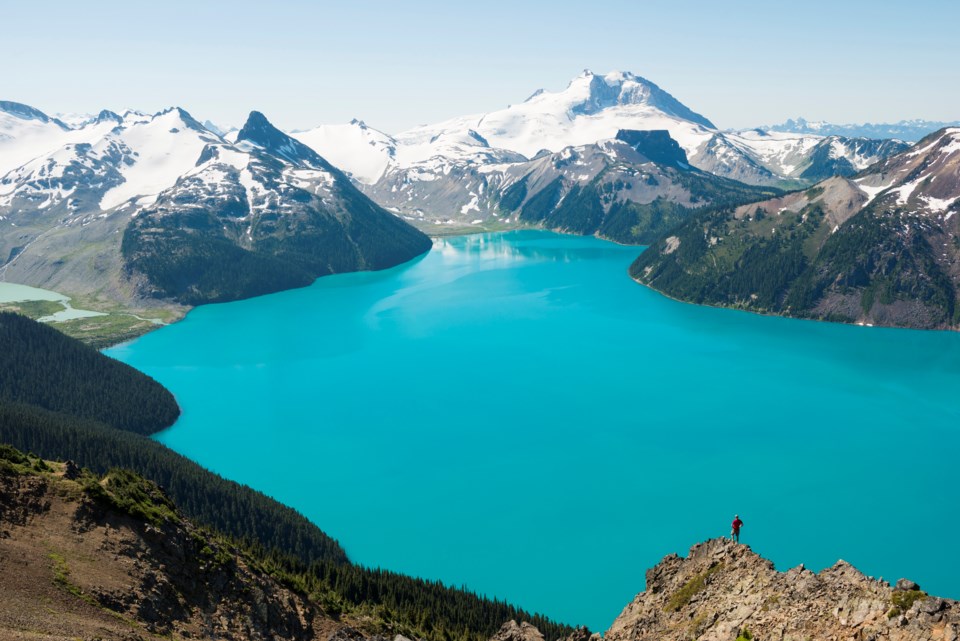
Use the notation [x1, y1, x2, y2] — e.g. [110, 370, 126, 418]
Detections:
[603, 538, 960, 641]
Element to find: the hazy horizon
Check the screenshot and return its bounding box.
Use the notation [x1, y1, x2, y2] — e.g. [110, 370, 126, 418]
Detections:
[3, 0, 959, 134]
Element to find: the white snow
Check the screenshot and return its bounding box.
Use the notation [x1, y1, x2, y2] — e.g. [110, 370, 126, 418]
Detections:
[288, 70, 876, 188]
[291, 120, 395, 184]
[923, 195, 959, 213]
[0, 111, 117, 178]
[99, 110, 216, 210]
[460, 193, 480, 215]
[854, 179, 892, 206]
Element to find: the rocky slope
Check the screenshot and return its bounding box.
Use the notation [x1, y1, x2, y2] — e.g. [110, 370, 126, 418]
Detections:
[489, 130, 780, 243]
[604, 538, 958, 641]
[633, 127, 960, 330]
[0, 451, 349, 640]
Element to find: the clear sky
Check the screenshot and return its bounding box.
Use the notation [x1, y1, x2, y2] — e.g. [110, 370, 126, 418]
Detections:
[3, 0, 958, 133]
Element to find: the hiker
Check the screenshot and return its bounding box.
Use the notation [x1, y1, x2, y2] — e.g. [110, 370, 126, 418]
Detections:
[731, 514, 744, 542]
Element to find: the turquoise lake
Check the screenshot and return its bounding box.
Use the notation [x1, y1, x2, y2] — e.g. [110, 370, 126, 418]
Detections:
[107, 230, 960, 631]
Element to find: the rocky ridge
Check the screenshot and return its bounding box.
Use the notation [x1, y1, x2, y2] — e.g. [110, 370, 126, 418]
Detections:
[604, 538, 958, 641]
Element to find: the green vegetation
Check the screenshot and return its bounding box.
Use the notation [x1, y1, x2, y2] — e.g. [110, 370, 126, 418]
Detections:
[49, 552, 91, 603]
[83, 468, 180, 526]
[517, 177, 564, 224]
[633, 199, 959, 328]
[888, 589, 927, 618]
[0, 296, 173, 349]
[0, 299, 66, 318]
[0, 311, 179, 435]
[53, 313, 161, 350]
[663, 563, 723, 612]
[0, 314, 577, 641]
[0, 443, 51, 475]
[0, 402, 349, 566]
[735, 629, 753, 641]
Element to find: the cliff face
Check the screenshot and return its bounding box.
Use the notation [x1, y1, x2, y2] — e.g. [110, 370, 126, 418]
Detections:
[604, 538, 958, 641]
[0, 457, 347, 641]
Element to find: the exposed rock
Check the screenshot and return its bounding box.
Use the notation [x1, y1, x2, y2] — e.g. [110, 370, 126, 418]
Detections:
[603, 538, 959, 641]
[896, 578, 920, 591]
[492, 620, 547, 641]
[62, 459, 80, 480]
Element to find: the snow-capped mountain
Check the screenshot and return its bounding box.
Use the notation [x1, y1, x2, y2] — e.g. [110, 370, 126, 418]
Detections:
[395, 70, 716, 159]
[290, 71, 909, 226]
[0, 102, 429, 307]
[765, 117, 960, 142]
[0, 106, 222, 219]
[634, 127, 960, 329]
[489, 129, 780, 243]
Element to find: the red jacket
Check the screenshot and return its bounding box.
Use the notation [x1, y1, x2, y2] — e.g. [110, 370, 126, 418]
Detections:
[732, 518, 743, 531]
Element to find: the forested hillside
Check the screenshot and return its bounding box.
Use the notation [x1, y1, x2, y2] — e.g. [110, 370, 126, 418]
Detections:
[0, 312, 180, 434]
[632, 128, 960, 329]
[0, 314, 576, 641]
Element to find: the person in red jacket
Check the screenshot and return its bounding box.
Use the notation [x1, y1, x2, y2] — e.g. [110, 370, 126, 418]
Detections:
[731, 514, 744, 542]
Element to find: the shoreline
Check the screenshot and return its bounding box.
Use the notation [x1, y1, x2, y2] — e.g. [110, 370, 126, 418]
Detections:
[630, 273, 960, 334]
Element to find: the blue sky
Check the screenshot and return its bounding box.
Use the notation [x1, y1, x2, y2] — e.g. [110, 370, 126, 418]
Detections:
[3, 0, 958, 132]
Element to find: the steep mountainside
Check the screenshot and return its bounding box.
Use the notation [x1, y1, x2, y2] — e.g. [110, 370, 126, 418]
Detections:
[490, 130, 780, 243]
[0, 102, 430, 311]
[603, 538, 959, 641]
[122, 111, 431, 304]
[3, 449, 565, 641]
[292, 72, 907, 228]
[0, 452, 339, 640]
[633, 127, 960, 329]
[358, 129, 780, 241]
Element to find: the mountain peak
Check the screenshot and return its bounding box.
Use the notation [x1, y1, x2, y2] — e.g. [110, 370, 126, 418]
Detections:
[96, 109, 123, 124]
[0, 100, 68, 129]
[553, 71, 715, 129]
[237, 110, 331, 168]
[615, 129, 689, 167]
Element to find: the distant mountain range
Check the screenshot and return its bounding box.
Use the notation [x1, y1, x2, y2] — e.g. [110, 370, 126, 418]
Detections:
[1, 71, 950, 328]
[763, 117, 960, 142]
[634, 127, 960, 330]
[291, 71, 911, 228]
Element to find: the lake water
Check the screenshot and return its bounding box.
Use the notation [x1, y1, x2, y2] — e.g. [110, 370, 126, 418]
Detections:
[107, 231, 960, 631]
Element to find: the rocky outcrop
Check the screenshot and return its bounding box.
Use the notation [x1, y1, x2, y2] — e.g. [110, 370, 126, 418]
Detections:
[492, 620, 549, 641]
[604, 538, 958, 641]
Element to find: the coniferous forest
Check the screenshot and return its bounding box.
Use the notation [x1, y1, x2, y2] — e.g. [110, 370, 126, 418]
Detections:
[0, 312, 576, 641]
